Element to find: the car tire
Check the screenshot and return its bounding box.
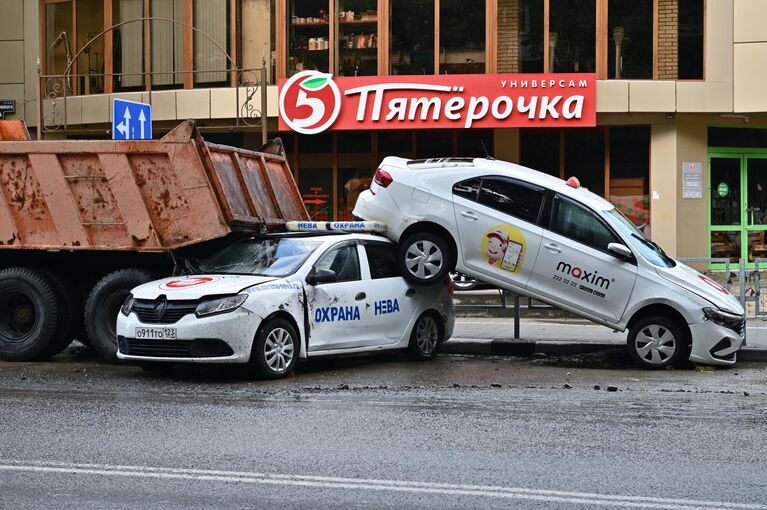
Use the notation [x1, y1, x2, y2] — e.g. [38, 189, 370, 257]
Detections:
[37, 271, 77, 359]
[407, 312, 442, 361]
[627, 315, 689, 369]
[450, 273, 477, 291]
[0, 267, 62, 362]
[398, 233, 452, 286]
[250, 318, 299, 379]
[84, 269, 155, 362]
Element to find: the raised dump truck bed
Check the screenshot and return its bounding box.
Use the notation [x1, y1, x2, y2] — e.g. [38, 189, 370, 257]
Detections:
[0, 120, 307, 251]
[0, 121, 308, 362]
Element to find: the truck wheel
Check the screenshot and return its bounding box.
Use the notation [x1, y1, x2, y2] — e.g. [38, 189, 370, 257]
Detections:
[407, 312, 442, 361]
[250, 318, 298, 380]
[398, 233, 452, 286]
[627, 315, 689, 369]
[0, 267, 61, 362]
[84, 269, 155, 362]
[37, 271, 76, 359]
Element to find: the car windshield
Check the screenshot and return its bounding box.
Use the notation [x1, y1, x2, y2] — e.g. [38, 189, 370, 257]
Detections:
[196, 238, 324, 276]
[606, 209, 675, 268]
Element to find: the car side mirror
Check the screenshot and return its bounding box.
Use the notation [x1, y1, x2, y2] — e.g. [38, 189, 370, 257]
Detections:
[608, 242, 633, 259]
[305, 267, 338, 286]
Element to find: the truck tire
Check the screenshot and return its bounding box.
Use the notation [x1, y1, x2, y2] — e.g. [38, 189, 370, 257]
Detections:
[37, 271, 76, 359]
[84, 269, 155, 362]
[0, 267, 62, 362]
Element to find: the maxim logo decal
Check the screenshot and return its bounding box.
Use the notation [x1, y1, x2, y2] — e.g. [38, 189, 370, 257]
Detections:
[556, 261, 612, 292]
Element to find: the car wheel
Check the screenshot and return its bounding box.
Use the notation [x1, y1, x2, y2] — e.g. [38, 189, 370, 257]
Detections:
[399, 233, 452, 286]
[627, 315, 688, 369]
[0, 268, 61, 362]
[251, 318, 298, 379]
[84, 269, 156, 362]
[407, 312, 442, 361]
[450, 273, 477, 291]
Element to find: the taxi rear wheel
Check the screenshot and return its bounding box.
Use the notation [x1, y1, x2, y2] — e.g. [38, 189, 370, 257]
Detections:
[627, 315, 688, 369]
[251, 318, 298, 380]
[398, 233, 452, 286]
[407, 312, 442, 361]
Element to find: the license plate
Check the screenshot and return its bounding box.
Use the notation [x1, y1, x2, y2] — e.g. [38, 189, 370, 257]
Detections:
[134, 327, 177, 340]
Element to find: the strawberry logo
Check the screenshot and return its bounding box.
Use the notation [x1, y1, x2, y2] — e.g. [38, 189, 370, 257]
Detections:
[279, 71, 342, 134]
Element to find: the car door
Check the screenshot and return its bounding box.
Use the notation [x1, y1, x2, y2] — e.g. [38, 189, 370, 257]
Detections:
[360, 240, 419, 345]
[529, 193, 638, 323]
[452, 176, 545, 290]
[305, 242, 371, 351]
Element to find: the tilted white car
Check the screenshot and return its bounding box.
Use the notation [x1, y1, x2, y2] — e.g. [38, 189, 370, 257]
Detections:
[116, 232, 454, 379]
[353, 157, 746, 369]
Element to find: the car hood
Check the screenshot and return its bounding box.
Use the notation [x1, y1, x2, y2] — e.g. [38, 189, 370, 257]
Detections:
[654, 263, 744, 315]
[131, 275, 279, 300]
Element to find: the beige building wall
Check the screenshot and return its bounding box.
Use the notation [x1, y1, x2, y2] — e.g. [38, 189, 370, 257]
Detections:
[241, 0, 273, 83]
[0, 0, 38, 126]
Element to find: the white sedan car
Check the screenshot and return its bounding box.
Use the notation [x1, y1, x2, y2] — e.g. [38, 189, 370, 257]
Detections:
[353, 157, 745, 369]
[116, 233, 454, 379]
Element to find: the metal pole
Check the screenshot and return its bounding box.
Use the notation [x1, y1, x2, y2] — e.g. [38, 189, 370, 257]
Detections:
[261, 66, 268, 145]
[514, 293, 520, 339]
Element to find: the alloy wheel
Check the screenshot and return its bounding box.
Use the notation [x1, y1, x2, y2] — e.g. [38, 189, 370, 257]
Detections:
[264, 327, 295, 373]
[416, 316, 439, 355]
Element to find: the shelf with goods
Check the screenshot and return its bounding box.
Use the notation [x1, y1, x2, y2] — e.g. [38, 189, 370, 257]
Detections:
[288, 0, 331, 75]
[335, 0, 378, 76]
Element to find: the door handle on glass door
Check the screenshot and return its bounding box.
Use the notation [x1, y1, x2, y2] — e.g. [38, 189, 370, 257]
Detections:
[460, 211, 478, 221]
[544, 243, 561, 253]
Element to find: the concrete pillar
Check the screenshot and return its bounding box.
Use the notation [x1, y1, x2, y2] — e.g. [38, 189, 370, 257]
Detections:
[650, 122, 679, 256]
[241, 0, 272, 83]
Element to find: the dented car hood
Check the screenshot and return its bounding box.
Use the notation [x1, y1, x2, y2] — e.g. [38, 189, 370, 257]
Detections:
[654, 263, 744, 315]
[131, 275, 279, 300]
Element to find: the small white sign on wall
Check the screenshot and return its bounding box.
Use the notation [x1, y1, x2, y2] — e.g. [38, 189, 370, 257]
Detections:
[682, 161, 703, 199]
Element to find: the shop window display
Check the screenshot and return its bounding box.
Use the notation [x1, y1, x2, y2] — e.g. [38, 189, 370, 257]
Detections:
[439, 0, 486, 74]
[609, 127, 650, 233]
[288, 0, 331, 75]
[389, 0, 435, 75]
[336, 0, 378, 76]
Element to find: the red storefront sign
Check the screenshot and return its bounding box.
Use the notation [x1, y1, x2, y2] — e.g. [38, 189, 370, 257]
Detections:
[278, 71, 596, 134]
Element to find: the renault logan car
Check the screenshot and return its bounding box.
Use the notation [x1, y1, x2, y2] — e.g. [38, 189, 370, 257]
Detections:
[353, 157, 746, 369]
[116, 233, 454, 379]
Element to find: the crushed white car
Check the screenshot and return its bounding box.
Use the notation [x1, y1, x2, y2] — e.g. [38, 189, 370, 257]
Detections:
[353, 157, 746, 369]
[116, 232, 454, 379]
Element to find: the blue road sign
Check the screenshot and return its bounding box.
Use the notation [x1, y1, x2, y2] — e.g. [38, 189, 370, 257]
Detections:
[112, 99, 152, 140]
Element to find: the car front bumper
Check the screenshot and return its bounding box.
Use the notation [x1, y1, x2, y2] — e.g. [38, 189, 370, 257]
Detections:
[688, 320, 745, 366]
[116, 309, 261, 364]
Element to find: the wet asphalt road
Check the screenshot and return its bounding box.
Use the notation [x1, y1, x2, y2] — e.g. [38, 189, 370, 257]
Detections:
[1, 349, 766, 510]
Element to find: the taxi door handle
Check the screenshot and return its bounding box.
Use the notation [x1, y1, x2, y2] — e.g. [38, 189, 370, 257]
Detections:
[406, 288, 416, 297]
[544, 242, 562, 253]
[355, 292, 366, 300]
[460, 211, 478, 221]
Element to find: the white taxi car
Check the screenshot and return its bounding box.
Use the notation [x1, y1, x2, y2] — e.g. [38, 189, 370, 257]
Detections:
[116, 232, 454, 379]
[353, 157, 746, 369]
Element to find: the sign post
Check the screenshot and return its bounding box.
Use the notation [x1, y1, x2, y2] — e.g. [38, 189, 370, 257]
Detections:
[112, 99, 152, 140]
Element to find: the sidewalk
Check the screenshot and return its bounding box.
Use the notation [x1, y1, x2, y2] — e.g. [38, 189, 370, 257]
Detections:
[443, 317, 767, 362]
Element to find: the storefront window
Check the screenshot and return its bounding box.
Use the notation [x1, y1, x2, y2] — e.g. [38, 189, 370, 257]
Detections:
[299, 134, 333, 221]
[378, 131, 414, 159]
[338, 133, 373, 220]
[152, 0, 184, 89]
[336, 0, 378, 76]
[520, 130, 559, 177]
[390, 0, 434, 75]
[194, 0, 231, 86]
[288, 0, 330, 76]
[75, 0, 105, 94]
[45, 1, 73, 79]
[416, 131, 453, 158]
[439, 0, 485, 74]
[564, 130, 603, 194]
[549, 0, 595, 73]
[520, 0, 544, 73]
[610, 127, 650, 231]
[458, 130, 494, 158]
[679, 0, 704, 79]
[607, 0, 652, 79]
[114, 0, 145, 91]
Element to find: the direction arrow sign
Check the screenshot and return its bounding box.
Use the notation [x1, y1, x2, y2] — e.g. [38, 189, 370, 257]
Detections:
[112, 99, 152, 140]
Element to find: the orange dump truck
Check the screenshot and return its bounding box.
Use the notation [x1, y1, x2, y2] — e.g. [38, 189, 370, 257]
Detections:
[0, 120, 308, 361]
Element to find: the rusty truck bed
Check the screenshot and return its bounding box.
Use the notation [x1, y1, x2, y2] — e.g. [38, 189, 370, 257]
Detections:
[0, 120, 308, 251]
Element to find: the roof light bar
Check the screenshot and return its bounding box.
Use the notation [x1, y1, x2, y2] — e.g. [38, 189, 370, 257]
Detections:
[286, 221, 387, 233]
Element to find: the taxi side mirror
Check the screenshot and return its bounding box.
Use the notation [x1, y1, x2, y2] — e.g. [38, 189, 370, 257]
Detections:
[608, 242, 633, 259]
[306, 267, 338, 286]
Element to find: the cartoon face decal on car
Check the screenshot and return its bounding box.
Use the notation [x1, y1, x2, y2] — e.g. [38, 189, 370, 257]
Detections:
[481, 225, 526, 273]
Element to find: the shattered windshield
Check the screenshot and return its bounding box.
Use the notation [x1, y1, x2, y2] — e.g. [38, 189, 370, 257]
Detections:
[196, 238, 323, 276]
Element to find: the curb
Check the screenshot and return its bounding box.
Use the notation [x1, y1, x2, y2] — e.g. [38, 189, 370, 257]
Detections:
[443, 338, 767, 362]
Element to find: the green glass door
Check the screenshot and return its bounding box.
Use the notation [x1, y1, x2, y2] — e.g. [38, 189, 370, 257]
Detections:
[708, 152, 767, 267]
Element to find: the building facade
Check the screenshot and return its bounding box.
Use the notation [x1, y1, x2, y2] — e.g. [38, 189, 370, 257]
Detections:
[3, 0, 767, 267]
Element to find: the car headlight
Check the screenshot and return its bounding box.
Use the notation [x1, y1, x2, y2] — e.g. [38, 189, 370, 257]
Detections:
[703, 307, 744, 329]
[120, 294, 135, 317]
[195, 294, 248, 317]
